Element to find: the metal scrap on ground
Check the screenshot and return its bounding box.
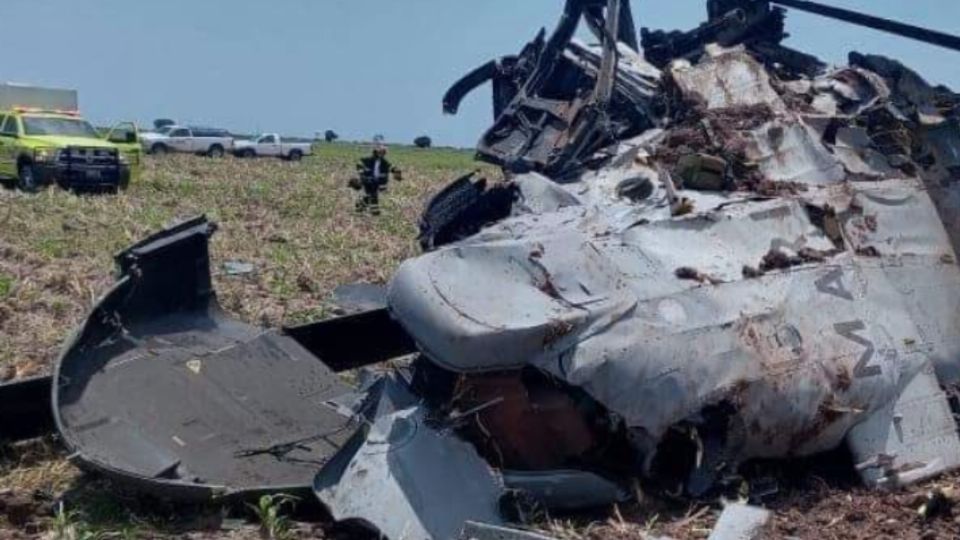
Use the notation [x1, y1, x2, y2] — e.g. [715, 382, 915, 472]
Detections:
[2, 0, 960, 538]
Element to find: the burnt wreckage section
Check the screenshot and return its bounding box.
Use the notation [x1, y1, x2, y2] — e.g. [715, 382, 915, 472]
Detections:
[3, 1, 960, 539]
[443, 0, 659, 179]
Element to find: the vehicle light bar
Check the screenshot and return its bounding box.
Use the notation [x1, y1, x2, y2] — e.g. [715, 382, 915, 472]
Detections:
[12, 106, 80, 116]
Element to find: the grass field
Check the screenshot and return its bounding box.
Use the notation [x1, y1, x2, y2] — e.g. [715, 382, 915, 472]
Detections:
[3, 145, 960, 539]
[0, 144, 480, 380]
[0, 144, 488, 538]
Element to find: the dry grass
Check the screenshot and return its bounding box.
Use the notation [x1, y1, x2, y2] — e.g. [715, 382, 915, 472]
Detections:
[0, 144, 482, 380]
[0, 144, 487, 538]
[3, 146, 960, 539]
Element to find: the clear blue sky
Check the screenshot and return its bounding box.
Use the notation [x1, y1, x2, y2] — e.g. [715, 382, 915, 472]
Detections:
[1, 0, 957, 147]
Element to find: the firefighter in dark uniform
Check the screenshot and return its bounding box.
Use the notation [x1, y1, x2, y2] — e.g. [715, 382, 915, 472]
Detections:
[352, 145, 400, 215]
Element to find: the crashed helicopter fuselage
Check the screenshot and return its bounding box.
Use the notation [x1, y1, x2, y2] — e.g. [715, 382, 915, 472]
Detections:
[407, 0, 960, 494]
[1, 1, 960, 539]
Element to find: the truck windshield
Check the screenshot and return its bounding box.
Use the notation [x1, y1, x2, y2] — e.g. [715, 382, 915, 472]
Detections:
[22, 117, 99, 138]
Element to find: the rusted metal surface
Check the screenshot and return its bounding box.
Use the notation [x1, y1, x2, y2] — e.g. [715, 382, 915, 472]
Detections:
[453, 373, 599, 470]
[670, 46, 787, 113]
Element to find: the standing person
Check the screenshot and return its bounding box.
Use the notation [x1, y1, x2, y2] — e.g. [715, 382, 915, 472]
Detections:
[353, 144, 399, 215]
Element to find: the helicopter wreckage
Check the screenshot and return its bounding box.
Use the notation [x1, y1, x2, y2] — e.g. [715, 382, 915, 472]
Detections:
[3, 0, 960, 538]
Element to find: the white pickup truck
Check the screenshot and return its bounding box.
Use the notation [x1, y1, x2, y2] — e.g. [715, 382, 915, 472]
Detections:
[232, 133, 312, 161]
[141, 126, 234, 157]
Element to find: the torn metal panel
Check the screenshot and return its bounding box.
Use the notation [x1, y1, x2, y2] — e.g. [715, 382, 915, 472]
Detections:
[512, 172, 582, 215]
[53, 217, 360, 501]
[706, 504, 771, 540]
[390, 0, 960, 492]
[620, 199, 837, 284]
[809, 68, 890, 117]
[641, 1, 819, 75]
[745, 120, 846, 184]
[926, 118, 960, 171]
[848, 363, 960, 488]
[925, 181, 960, 262]
[330, 283, 387, 315]
[391, 136, 960, 493]
[443, 56, 525, 119]
[314, 406, 504, 540]
[0, 376, 54, 442]
[448, 0, 659, 178]
[849, 53, 959, 121]
[843, 179, 956, 259]
[832, 126, 897, 178]
[564, 39, 662, 117]
[669, 46, 787, 113]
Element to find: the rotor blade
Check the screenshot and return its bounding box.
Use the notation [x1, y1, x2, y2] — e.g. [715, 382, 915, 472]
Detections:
[772, 0, 960, 52]
[0, 376, 54, 442]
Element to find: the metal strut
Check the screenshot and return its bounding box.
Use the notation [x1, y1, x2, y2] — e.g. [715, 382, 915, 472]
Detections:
[772, 0, 960, 53]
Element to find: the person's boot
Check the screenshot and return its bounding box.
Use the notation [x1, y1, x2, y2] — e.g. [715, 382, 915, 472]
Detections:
[370, 204, 381, 216]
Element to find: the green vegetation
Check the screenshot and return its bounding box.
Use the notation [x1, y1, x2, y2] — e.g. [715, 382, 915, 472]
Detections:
[248, 494, 299, 540]
[0, 273, 12, 298]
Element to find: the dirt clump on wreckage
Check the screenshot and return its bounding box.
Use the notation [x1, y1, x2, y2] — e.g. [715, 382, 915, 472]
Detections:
[4, 0, 960, 538]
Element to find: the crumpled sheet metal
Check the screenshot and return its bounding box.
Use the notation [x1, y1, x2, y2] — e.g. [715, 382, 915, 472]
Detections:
[807, 67, 891, 117]
[844, 178, 957, 260]
[330, 283, 388, 315]
[314, 406, 504, 540]
[706, 504, 771, 540]
[848, 361, 960, 488]
[832, 126, 898, 178]
[391, 98, 960, 478]
[394, 232, 956, 461]
[927, 179, 960, 261]
[53, 217, 359, 501]
[926, 119, 960, 170]
[512, 172, 582, 215]
[564, 38, 662, 104]
[669, 46, 786, 113]
[745, 120, 846, 184]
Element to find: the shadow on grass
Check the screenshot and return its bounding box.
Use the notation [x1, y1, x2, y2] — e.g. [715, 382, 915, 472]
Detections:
[0, 438, 379, 539]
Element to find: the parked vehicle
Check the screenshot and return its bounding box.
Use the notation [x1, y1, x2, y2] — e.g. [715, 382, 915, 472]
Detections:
[0, 84, 141, 192]
[141, 126, 234, 157]
[232, 133, 312, 161]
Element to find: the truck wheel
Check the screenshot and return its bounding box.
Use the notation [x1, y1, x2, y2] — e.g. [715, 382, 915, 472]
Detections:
[242, 148, 256, 158]
[17, 162, 40, 193]
[208, 145, 225, 158]
[151, 144, 169, 156]
[288, 150, 303, 162]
